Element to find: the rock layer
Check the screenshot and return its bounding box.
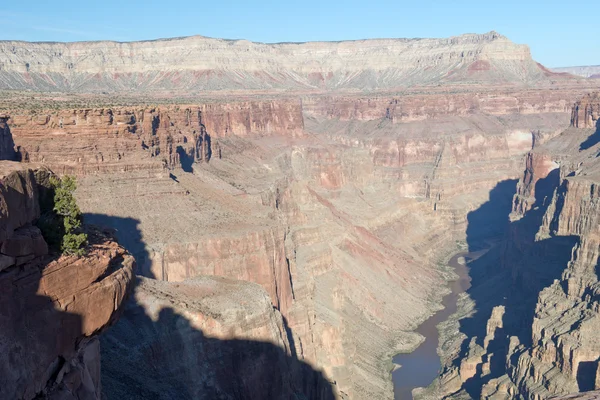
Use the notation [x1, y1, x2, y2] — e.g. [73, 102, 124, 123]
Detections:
[0, 32, 566, 92]
[5, 100, 302, 174]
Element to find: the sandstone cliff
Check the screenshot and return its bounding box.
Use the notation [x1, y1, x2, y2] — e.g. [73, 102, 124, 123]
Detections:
[0, 32, 564, 92]
[4, 100, 302, 174]
[0, 163, 134, 400]
[571, 93, 600, 128]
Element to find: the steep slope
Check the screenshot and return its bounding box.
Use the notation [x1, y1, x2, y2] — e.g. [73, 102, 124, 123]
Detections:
[419, 93, 600, 399]
[0, 32, 563, 92]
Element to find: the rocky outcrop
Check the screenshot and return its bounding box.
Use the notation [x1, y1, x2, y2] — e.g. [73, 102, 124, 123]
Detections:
[101, 276, 335, 400]
[0, 115, 17, 160]
[510, 152, 559, 219]
[571, 93, 600, 128]
[0, 164, 135, 400]
[0, 32, 567, 92]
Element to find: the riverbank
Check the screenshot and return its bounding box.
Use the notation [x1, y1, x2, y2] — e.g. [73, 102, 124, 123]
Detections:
[392, 243, 495, 399]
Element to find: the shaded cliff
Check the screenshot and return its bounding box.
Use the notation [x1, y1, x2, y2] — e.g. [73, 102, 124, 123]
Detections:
[420, 94, 600, 399]
[0, 163, 135, 399]
[101, 276, 335, 400]
[0, 115, 17, 160]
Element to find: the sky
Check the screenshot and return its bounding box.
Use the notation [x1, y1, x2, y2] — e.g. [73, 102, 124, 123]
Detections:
[0, 0, 598, 68]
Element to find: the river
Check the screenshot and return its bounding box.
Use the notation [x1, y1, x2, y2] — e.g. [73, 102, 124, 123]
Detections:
[392, 251, 474, 399]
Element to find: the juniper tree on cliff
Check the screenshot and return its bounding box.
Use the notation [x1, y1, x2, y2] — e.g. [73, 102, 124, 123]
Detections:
[50, 175, 88, 256]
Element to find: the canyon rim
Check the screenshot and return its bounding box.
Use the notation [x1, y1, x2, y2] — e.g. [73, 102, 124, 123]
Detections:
[1, 28, 600, 400]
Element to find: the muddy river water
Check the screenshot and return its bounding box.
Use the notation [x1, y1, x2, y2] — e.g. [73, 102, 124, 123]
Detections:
[392, 251, 475, 399]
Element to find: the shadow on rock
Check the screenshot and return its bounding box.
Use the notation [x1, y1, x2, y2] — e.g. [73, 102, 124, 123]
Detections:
[176, 145, 194, 173]
[0, 226, 133, 399]
[465, 179, 517, 251]
[82, 213, 153, 279]
[451, 173, 579, 398]
[100, 292, 335, 400]
[0, 252, 86, 399]
[84, 214, 335, 400]
[579, 119, 600, 151]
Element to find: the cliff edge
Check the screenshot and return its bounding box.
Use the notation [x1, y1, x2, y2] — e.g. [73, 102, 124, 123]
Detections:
[0, 163, 135, 399]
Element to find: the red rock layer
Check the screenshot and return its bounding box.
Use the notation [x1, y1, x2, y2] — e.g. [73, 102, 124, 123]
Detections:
[304, 89, 590, 122]
[6, 99, 303, 175]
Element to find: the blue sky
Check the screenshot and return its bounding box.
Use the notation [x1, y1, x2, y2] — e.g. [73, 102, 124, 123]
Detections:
[1, 0, 598, 67]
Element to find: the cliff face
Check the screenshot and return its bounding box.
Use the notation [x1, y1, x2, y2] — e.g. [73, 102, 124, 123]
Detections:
[0, 164, 135, 400]
[5, 100, 303, 174]
[424, 94, 600, 400]
[551, 66, 600, 79]
[0, 32, 560, 92]
[571, 93, 600, 128]
[101, 276, 334, 400]
[303, 90, 579, 122]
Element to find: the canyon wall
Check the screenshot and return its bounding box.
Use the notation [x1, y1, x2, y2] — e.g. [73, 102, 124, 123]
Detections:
[2, 29, 599, 400]
[571, 92, 600, 128]
[420, 94, 600, 400]
[2, 84, 587, 398]
[0, 32, 567, 92]
[0, 163, 134, 400]
[303, 90, 579, 122]
[4, 99, 303, 174]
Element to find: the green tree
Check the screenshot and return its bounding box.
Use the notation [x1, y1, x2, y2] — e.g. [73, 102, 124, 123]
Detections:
[49, 175, 88, 256]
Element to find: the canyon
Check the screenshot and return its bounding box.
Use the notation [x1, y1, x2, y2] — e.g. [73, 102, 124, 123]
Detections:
[1, 31, 600, 400]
